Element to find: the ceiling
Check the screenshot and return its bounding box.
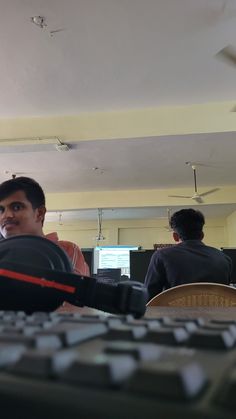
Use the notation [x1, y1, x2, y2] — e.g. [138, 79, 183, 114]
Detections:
[1, 0, 236, 221]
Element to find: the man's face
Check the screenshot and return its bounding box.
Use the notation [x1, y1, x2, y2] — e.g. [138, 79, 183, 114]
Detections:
[0, 190, 46, 239]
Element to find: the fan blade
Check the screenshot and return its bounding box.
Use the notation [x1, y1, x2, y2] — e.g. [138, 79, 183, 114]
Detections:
[192, 196, 204, 204]
[198, 188, 220, 197]
[168, 195, 192, 199]
[215, 45, 236, 67]
[50, 28, 65, 34]
[185, 161, 219, 168]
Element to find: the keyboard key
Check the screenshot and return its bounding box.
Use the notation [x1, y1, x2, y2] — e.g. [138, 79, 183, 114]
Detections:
[41, 322, 108, 346]
[147, 316, 173, 325]
[127, 359, 208, 400]
[210, 320, 236, 326]
[125, 319, 161, 330]
[188, 330, 235, 350]
[200, 324, 236, 338]
[142, 327, 189, 345]
[9, 348, 78, 378]
[62, 354, 137, 388]
[0, 343, 26, 367]
[160, 320, 198, 333]
[174, 317, 205, 326]
[60, 315, 120, 327]
[103, 325, 146, 341]
[104, 341, 162, 361]
[0, 333, 62, 349]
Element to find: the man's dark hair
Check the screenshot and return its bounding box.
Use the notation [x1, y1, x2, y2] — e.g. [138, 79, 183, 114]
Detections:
[170, 208, 205, 240]
[0, 177, 45, 209]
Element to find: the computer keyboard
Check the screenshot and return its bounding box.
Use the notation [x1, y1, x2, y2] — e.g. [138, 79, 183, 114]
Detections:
[0, 307, 236, 419]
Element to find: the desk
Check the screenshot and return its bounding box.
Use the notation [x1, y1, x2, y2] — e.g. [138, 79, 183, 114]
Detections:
[57, 303, 236, 321]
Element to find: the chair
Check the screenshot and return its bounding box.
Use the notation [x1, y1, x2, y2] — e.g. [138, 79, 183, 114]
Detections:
[147, 282, 236, 307]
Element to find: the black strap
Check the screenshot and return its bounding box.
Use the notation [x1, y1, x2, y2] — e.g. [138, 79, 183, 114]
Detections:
[0, 236, 147, 317]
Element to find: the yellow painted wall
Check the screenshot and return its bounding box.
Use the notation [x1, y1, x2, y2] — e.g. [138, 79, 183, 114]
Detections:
[44, 216, 228, 250]
[1, 101, 236, 142]
[226, 211, 236, 247]
[45, 186, 236, 211]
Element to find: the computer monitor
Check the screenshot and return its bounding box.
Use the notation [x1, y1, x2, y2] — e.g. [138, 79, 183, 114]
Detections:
[96, 268, 121, 283]
[130, 249, 155, 283]
[221, 248, 236, 283]
[93, 245, 139, 276]
[82, 248, 94, 275]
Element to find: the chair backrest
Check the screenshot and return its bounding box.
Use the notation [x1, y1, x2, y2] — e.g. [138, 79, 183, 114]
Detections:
[147, 283, 236, 307]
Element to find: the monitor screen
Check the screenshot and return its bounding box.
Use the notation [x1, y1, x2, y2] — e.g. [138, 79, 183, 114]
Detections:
[221, 248, 236, 283]
[82, 248, 94, 275]
[97, 268, 121, 283]
[93, 246, 139, 276]
[130, 249, 155, 283]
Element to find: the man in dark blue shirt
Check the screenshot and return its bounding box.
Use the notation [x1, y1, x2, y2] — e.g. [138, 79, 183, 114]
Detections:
[145, 209, 232, 301]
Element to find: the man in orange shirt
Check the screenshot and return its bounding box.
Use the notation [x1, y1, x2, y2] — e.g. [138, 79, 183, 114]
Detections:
[0, 176, 89, 276]
[45, 232, 90, 276]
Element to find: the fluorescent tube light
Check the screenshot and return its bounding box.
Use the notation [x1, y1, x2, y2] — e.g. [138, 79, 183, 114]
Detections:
[0, 137, 70, 153]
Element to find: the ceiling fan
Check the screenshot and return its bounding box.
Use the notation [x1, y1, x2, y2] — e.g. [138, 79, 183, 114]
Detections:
[215, 45, 236, 68]
[168, 163, 219, 204]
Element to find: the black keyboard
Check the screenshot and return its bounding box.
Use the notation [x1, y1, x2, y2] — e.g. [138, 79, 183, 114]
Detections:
[0, 307, 236, 419]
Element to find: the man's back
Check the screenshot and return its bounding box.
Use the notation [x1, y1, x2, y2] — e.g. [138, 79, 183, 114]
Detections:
[145, 240, 232, 300]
